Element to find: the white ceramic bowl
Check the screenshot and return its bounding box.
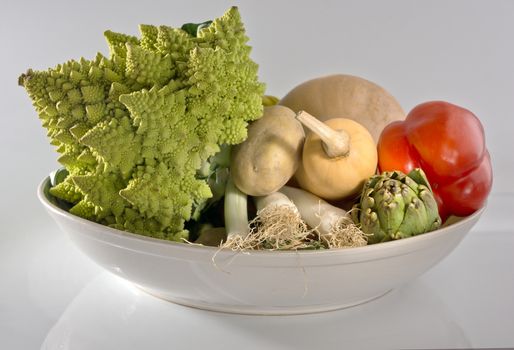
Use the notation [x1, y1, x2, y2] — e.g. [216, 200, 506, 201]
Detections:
[38, 177, 484, 315]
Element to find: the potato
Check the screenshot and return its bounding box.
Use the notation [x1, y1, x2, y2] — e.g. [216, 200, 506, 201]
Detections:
[231, 105, 305, 196]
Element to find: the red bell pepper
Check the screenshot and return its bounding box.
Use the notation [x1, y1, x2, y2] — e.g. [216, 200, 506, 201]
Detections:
[378, 101, 492, 220]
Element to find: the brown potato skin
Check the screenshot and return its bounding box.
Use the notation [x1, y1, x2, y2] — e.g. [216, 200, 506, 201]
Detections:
[231, 105, 305, 196]
[279, 74, 405, 143]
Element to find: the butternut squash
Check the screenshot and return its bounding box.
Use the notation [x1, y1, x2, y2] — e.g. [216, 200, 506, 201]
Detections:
[280, 74, 405, 142]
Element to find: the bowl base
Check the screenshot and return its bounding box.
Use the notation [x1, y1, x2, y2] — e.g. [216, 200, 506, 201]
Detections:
[136, 286, 392, 315]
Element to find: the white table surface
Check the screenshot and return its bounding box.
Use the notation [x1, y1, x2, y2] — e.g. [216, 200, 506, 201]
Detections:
[2, 1, 514, 349]
[0, 193, 512, 350]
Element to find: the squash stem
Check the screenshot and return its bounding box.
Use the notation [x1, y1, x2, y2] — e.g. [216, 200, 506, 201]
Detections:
[296, 111, 350, 158]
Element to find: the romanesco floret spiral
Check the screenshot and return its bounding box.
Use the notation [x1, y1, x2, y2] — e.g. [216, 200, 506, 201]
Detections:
[139, 24, 159, 51]
[19, 7, 265, 241]
[48, 177, 84, 204]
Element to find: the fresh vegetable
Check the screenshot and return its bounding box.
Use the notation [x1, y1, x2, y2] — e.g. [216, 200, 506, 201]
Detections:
[279, 186, 367, 248]
[231, 105, 305, 196]
[294, 111, 378, 201]
[254, 192, 297, 212]
[224, 176, 249, 239]
[351, 169, 441, 244]
[223, 192, 313, 250]
[279, 74, 405, 142]
[195, 144, 231, 218]
[19, 7, 265, 241]
[49, 167, 69, 187]
[262, 95, 279, 106]
[180, 20, 213, 37]
[377, 101, 493, 219]
[194, 225, 227, 246]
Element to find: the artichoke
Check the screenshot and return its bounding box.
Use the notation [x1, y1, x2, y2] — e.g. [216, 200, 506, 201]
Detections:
[351, 168, 442, 244]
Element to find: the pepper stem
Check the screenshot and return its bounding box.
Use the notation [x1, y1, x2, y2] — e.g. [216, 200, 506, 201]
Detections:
[296, 110, 350, 158]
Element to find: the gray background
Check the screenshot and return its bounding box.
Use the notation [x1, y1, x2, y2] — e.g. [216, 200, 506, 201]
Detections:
[2, 0, 513, 199]
[1, 1, 513, 348]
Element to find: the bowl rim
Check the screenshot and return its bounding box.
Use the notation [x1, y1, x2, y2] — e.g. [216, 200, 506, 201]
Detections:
[37, 176, 485, 258]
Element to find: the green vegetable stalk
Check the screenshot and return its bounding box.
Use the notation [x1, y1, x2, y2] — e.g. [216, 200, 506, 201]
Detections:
[19, 7, 265, 241]
[181, 21, 213, 37]
[224, 176, 249, 240]
[351, 168, 442, 243]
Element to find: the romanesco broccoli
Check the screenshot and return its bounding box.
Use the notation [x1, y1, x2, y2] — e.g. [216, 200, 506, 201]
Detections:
[19, 7, 265, 241]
